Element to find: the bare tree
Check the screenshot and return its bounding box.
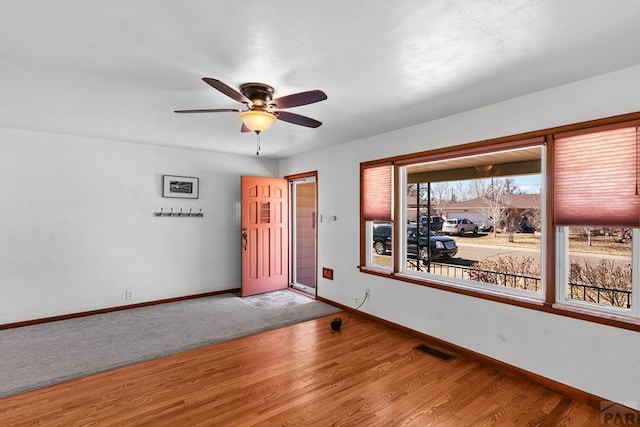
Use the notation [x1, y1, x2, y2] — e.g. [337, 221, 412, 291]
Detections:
[406, 184, 419, 223]
[582, 226, 594, 246]
[502, 207, 522, 242]
[429, 182, 451, 217]
[480, 178, 516, 237]
[468, 179, 491, 200]
[468, 255, 541, 292]
[408, 182, 451, 221]
[414, 176, 533, 228]
[452, 181, 474, 201]
[528, 207, 542, 232]
[569, 259, 632, 308]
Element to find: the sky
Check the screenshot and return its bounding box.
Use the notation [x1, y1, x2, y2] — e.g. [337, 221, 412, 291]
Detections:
[513, 174, 542, 194]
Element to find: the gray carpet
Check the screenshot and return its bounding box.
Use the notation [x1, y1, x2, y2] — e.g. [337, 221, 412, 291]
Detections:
[0, 290, 341, 399]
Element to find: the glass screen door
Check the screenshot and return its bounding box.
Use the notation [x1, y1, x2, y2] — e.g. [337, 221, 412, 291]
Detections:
[289, 175, 317, 295]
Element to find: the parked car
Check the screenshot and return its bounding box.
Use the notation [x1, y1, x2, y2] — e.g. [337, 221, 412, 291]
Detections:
[517, 222, 536, 233]
[372, 224, 393, 256]
[478, 224, 494, 233]
[372, 224, 458, 263]
[442, 218, 479, 235]
[419, 216, 445, 232]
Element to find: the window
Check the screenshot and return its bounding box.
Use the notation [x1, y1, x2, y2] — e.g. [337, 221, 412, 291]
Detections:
[359, 112, 640, 330]
[361, 163, 394, 270]
[557, 227, 636, 313]
[369, 221, 394, 270]
[554, 122, 639, 317]
[398, 143, 544, 299]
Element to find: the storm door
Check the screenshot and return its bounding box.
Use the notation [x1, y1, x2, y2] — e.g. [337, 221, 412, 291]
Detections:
[289, 175, 317, 296]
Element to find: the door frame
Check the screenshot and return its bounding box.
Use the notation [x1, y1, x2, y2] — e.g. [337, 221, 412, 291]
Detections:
[286, 171, 318, 297]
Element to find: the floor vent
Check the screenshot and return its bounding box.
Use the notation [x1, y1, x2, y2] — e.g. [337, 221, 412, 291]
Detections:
[415, 344, 455, 362]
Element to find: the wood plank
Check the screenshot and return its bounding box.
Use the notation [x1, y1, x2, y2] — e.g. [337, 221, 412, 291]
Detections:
[0, 315, 603, 426]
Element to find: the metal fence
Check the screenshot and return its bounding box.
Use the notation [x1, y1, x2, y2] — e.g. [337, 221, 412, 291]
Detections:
[568, 283, 632, 308]
[410, 261, 541, 292]
[407, 260, 632, 308]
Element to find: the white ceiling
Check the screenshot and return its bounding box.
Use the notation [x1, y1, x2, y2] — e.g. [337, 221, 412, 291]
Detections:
[2, 1, 640, 159]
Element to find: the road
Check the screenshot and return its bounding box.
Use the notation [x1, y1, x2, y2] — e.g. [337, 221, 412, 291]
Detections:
[447, 239, 631, 267]
[451, 242, 539, 265]
[373, 237, 631, 268]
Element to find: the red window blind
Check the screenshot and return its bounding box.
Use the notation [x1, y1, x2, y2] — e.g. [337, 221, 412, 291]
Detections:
[554, 122, 640, 227]
[362, 163, 393, 221]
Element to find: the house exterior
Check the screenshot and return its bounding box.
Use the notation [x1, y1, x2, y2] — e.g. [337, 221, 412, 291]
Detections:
[441, 194, 541, 230]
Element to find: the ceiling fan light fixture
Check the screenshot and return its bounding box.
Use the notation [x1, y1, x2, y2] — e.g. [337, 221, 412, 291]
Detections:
[239, 110, 277, 132]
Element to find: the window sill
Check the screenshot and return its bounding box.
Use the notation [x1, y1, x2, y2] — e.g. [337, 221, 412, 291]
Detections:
[358, 265, 394, 277]
[393, 271, 546, 308]
[358, 266, 640, 332]
[550, 302, 640, 330]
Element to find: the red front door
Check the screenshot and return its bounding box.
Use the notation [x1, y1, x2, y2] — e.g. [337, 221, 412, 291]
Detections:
[241, 176, 289, 296]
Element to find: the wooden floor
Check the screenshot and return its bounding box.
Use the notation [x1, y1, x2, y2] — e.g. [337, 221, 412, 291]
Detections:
[0, 314, 603, 426]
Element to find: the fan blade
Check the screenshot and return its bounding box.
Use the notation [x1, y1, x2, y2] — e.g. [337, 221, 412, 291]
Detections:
[202, 78, 251, 104]
[241, 123, 251, 133]
[270, 90, 327, 109]
[174, 108, 240, 113]
[275, 111, 322, 128]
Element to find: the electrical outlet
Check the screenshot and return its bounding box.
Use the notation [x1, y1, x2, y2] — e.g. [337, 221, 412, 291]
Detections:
[354, 296, 359, 305]
[125, 290, 134, 300]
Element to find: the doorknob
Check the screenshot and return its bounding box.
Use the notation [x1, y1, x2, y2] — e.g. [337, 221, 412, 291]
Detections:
[241, 227, 248, 251]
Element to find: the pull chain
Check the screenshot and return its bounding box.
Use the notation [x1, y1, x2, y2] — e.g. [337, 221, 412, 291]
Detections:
[255, 130, 261, 156]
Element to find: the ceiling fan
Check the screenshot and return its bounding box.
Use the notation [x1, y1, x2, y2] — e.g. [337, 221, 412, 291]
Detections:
[175, 78, 327, 135]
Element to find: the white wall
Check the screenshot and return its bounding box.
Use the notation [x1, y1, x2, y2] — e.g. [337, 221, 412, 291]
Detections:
[279, 65, 640, 410]
[0, 128, 278, 323]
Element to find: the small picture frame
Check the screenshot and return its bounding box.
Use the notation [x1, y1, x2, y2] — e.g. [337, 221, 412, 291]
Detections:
[162, 175, 199, 199]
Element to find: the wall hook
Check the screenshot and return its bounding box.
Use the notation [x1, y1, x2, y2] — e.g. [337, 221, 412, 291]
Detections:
[154, 207, 204, 218]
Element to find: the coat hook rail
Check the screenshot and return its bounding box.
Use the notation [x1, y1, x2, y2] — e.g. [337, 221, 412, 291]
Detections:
[154, 208, 203, 217]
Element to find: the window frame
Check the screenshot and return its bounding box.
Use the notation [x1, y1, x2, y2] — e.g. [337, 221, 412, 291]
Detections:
[360, 161, 396, 272]
[365, 221, 394, 272]
[396, 142, 546, 300]
[359, 111, 640, 332]
[555, 227, 639, 318]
